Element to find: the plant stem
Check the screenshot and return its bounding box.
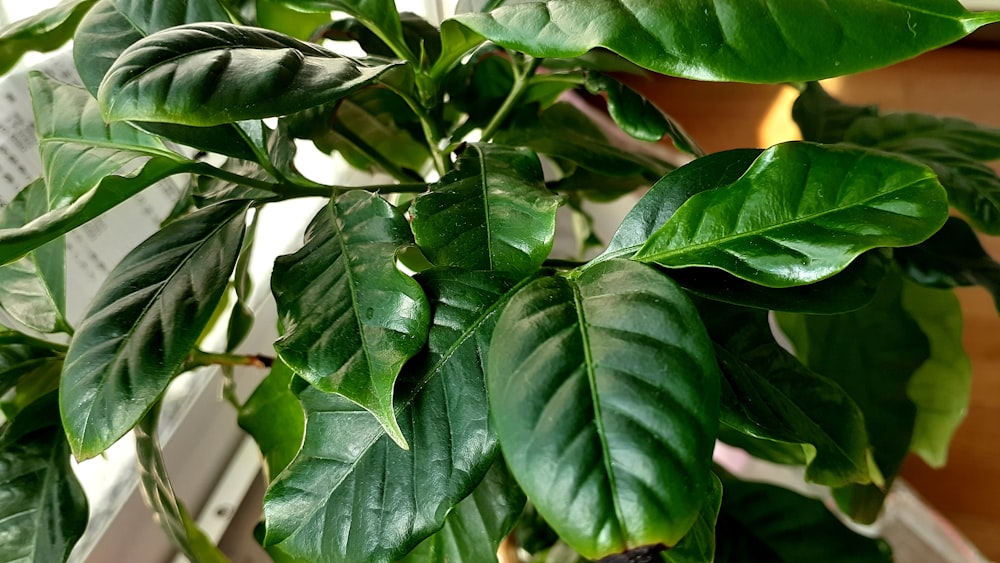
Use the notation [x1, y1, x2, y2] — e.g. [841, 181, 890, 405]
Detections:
[191, 162, 425, 199]
[480, 55, 542, 142]
[390, 86, 451, 176]
[187, 349, 275, 370]
[544, 258, 588, 269]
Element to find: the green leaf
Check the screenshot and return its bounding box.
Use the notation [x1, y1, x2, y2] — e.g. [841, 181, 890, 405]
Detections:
[716, 476, 891, 563]
[699, 303, 879, 488]
[584, 73, 702, 155]
[411, 144, 560, 275]
[0, 180, 70, 334]
[431, 19, 484, 80]
[662, 473, 721, 563]
[0, 335, 64, 399]
[901, 281, 971, 468]
[895, 217, 1000, 312]
[60, 202, 248, 460]
[72, 0, 260, 161]
[488, 259, 720, 559]
[452, 0, 1000, 83]
[1, 359, 63, 423]
[226, 212, 258, 352]
[238, 358, 304, 482]
[0, 409, 88, 563]
[29, 72, 189, 209]
[792, 82, 878, 144]
[0, 0, 97, 75]
[399, 458, 526, 563]
[99, 22, 400, 126]
[257, 0, 330, 40]
[319, 12, 442, 63]
[634, 142, 949, 288]
[263, 269, 533, 562]
[843, 113, 1000, 233]
[278, 0, 416, 61]
[271, 192, 429, 450]
[777, 270, 927, 523]
[135, 404, 229, 563]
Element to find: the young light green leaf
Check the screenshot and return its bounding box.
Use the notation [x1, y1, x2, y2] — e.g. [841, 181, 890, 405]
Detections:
[452, 0, 1000, 83]
[488, 259, 720, 559]
[0, 179, 70, 334]
[135, 405, 229, 563]
[411, 144, 560, 275]
[662, 473, 721, 563]
[634, 142, 949, 288]
[271, 192, 429, 450]
[237, 358, 304, 482]
[716, 476, 892, 562]
[0, 417, 88, 563]
[264, 269, 533, 562]
[399, 458, 526, 563]
[100, 22, 400, 127]
[278, 0, 416, 61]
[700, 304, 880, 488]
[895, 217, 1000, 312]
[792, 82, 878, 144]
[257, 0, 331, 40]
[0, 0, 97, 75]
[61, 202, 248, 460]
[777, 271, 928, 524]
[901, 281, 971, 468]
[73, 0, 261, 160]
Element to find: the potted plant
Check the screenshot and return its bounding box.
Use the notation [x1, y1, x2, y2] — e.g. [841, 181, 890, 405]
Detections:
[1, 0, 999, 561]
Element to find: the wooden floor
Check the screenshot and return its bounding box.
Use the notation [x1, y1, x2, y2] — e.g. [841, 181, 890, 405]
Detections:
[624, 45, 1000, 559]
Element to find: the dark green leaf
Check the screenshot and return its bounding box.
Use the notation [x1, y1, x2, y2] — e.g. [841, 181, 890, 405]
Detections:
[257, 0, 330, 40]
[238, 358, 304, 482]
[495, 102, 670, 180]
[716, 477, 891, 563]
[792, 82, 877, 144]
[550, 168, 648, 204]
[635, 142, 949, 288]
[135, 404, 229, 563]
[0, 334, 64, 399]
[599, 149, 763, 263]
[271, 192, 430, 449]
[896, 217, 1000, 312]
[0, 359, 63, 423]
[318, 12, 442, 62]
[901, 281, 971, 468]
[488, 259, 720, 559]
[0, 179, 70, 333]
[278, 0, 416, 61]
[264, 269, 533, 562]
[700, 303, 879, 488]
[0, 415, 88, 563]
[411, 144, 560, 275]
[452, 0, 1000, 83]
[60, 202, 248, 460]
[662, 473, 721, 563]
[0, 0, 97, 75]
[777, 270, 927, 523]
[226, 211, 258, 352]
[584, 73, 702, 155]
[400, 458, 526, 563]
[99, 22, 400, 126]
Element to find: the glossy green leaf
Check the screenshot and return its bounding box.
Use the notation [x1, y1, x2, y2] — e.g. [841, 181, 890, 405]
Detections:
[60, 202, 248, 460]
[635, 142, 949, 288]
[99, 22, 399, 126]
[0, 0, 97, 75]
[278, 0, 416, 61]
[257, 0, 330, 39]
[777, 270, 927, 523]
[0, 180, 70, 334]
[792, 82, 877, 144]
[0, 405, 88, 563]
[896, 217, 1000, 312]
[0, 360, 63, 424]
[488, 259, 720, 559]
[901, 281, 971, 468]
[584, 73, 702, 155]
[599, 149, 763, 263]
[29, 72, 189, 209]
[399, 459, 526, 563]
[0, 334, 64, 400]
[411, 144, 560, 275]
[452, 0, 1000, 83]
[716, 477, 891, 563]
[238, 358, 304, 482]
[844, 113, 1000, 233]
[662, 473, 721, 563]
[135, 405, 229, 563]
[271, 192, 429, 450]
[264, 269, 533, 562]
[73, 0, 261, 160]
[495, 102, 670, 180]
[700, 303, 879, 488]
[430, 19, 484, 80]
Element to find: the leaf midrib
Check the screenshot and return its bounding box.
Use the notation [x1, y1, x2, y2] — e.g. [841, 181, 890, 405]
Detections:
[39, 137, 182, 162]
